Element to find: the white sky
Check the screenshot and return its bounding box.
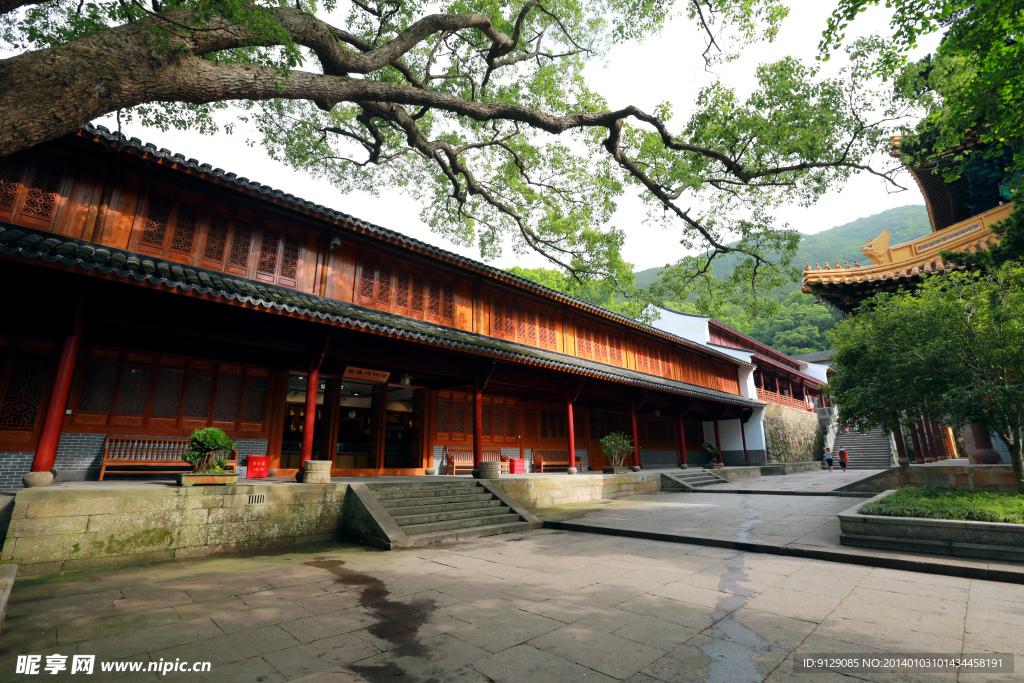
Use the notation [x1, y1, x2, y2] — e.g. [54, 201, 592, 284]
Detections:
[94, 0, 939, 272]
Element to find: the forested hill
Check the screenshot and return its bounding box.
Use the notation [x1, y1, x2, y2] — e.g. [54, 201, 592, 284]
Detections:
[635, 204, 931, 289]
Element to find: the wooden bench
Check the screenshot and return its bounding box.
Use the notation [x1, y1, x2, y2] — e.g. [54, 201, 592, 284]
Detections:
[99, 436, 238, 480]
[533, 449, 572, 473]
[444, 447, 508, 475]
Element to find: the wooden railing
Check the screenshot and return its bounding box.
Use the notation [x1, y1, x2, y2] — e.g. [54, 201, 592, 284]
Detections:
[757, 388, 810, 411]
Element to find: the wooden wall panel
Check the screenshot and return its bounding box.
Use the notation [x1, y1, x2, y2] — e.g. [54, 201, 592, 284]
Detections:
[456, 280, 474, 331]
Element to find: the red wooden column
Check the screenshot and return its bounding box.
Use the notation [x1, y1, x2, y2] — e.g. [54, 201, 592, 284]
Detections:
[909, 420, 923, 462]
[565, 394, 577, 473]
[299, 358, 319, 468]
[922, 418, 938, 462]
[31, 300, 84, 475]
[629, 400, 641, 469]
[970, 423, 1000, 464]
[892, 425, 909, 461]
[676, 410, 688, 469]
[472, 374, 483, 470]
[713, 419, 723, 465]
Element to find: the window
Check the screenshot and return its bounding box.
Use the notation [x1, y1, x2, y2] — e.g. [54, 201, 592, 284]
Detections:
[640, 418, 674, 446]
[0, 336, 54, 448]
[539, 409, 566, 439]
[575, 323, 622, 366]
[634, 342, 674, 379]
[360, 256, 456, 325]
[0, 153, 68, 230]
[589, 410, 630, 440]
[71, 348, 270, 433]
[434, 392, 517, 444]
[492, 295, 558, 350]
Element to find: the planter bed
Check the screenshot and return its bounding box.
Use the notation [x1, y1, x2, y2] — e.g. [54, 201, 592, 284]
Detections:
[838, 490, 1024, 562]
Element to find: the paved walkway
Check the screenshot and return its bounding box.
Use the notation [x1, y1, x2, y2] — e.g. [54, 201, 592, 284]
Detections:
[2, 534, 1021, 682]
[699, 469, 887, 494]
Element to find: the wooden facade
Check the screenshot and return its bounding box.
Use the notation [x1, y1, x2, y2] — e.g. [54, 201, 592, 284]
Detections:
[0, 127, 762, 481]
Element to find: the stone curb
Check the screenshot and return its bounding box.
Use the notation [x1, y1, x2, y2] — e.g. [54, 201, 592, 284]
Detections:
[0, 564, 15, 634]
[693, 489, 875, 498]
[541, 520, 1024, 585]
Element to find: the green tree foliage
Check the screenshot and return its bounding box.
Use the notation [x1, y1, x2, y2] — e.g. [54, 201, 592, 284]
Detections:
[599, 432, 634, 468]
[182, 428, 235, 473]
[823, 0, 1024, 185]
[827, 264, 1024, 493]
[943, 191, 1024, 270]
[1, 0, 902, 316]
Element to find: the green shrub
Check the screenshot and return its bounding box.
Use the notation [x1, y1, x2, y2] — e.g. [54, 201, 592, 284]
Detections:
[702, 441, 719, 462]
[182, 428, 235, 474]
[600, 432, 634, 468]
[859, 486, 1024, 524]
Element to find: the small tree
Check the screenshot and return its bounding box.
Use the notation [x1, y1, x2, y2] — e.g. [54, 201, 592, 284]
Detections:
[828, 263, 1024, 493]
[702, 441, 721, 464]
[600, 432, 634, 468]
[182, 428, 235, 474]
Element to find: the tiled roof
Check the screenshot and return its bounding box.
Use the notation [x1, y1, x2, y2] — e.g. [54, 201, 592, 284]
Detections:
[0, 223, 761, 408]
[76, 125, 733, 363]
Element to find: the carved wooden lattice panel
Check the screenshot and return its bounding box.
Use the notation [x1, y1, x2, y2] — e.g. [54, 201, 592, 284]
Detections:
[482, 404, 493, 435]
[548, 316, 558, 348]
[213, 373, 242, 420]
[0, 351, 50, 429]
[359, 259, 376, 301]
[517, 308, 526, 338]
[428, 280, 441, 316]
[169, 203, 199, 254]
[77, 359, 118, 413]
[183, 371, 215, 418]
[526, 310, 536, 341]
[257, 230, 281, 275]
[228, 220, 254, 270]
[0, 156, 26, 211]
[377, 263, 392, 304]
[114, 364, 152, 416]
[436, 397, 452, 433]
[505, 309, 514, 336]
[493, 404, 504, 436]
[452, 398, 467, 434]
[19, 160, 63, 220]
[204, 213, 230, 262]
[141, 194, 173, 247]
[505, 405, 517, 437]
[610, 336, 622, 364]
[442, 283, 454, 320]
[241, 376, 267, 422]
[280, 234, 301, 281]
[411, 274, 424, 312]
[150, 367, 185, 417]
[395, 270, 409, 308]
[538, 312, 547, 345]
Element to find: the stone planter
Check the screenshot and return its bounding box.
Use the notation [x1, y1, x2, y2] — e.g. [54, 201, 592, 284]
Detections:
[177, 473, 238, 487]
[603, 467, 628, 474]
[838, 490, 1024, 562]
[302, 459, 332, 484]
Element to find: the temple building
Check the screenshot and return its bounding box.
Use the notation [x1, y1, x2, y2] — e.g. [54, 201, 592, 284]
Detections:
[0, 125, 770, 489]
[801, 141, 1017, 464]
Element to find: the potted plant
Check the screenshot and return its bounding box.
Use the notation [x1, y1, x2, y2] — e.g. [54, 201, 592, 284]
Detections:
[600, 432, 634, 473]
[178, 427, 238, 486]
[701, 441, 723, 469]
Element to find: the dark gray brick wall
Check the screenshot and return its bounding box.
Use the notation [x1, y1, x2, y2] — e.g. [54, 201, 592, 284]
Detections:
[54, 433, 107, 481]
[235, 439, 269, 457]
[640, 449, 677, 469]
[0, 451, 34, 491]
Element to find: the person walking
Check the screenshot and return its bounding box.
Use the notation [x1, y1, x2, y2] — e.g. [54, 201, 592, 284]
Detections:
[839, 448, 848, 472]
[824, 447, 834, 472]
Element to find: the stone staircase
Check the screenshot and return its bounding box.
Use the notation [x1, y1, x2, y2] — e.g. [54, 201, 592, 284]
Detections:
[347, 480, 541, 549]
[661, 469, 728, 492]
[827, 428, 895, 469]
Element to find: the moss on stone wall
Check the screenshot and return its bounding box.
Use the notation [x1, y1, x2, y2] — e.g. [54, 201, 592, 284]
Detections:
[764, 403, 823, 463]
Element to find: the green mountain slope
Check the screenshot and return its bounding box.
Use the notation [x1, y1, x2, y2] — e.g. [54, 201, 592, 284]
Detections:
[635, 204, 931, 289]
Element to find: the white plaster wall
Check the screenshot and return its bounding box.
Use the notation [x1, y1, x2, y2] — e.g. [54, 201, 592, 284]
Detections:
[718, 419, 744, 451]
[801, 362, 829, 384]
[650, 307, 711, 345]
[743, 407, 767, 451]
[702, 421, 715, 446]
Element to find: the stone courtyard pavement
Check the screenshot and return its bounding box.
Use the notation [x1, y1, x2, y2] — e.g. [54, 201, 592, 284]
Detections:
[698, 469, 888, 494]
[1, 532, 1021, 682]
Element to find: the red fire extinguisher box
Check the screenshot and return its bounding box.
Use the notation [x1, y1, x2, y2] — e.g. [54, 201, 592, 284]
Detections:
[246, 455, 270, 478]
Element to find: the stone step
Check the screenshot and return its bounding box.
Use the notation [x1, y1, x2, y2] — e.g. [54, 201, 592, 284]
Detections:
[366, 481, 482, 492]
[392, 505, 511, 527]
[379, 494, 498, 510]
[371, 486, 487, 500]
[392, 521, 543, 548]
[399, 512, 523, 536]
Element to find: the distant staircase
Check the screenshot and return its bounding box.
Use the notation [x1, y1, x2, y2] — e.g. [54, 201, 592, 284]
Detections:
[344, 480, 541, 549]
[827, 428, 895, 469]
[661, 469, 729, 491]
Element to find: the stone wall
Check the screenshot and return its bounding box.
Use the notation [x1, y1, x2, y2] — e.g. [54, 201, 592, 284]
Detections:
[845, 464, 1018, 494]
[1, 483, 347, 576]
[763, 403, 822, 464]
[489, 471, 661, 509]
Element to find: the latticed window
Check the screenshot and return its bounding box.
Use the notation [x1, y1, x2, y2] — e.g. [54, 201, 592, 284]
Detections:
[0, 155, 66, 229]
[435, 392, 517, 444]
[72, 348, 270, 433]
[0, 347, 52, 430]
[492, 295, 557, 350]
[360, 255, 455, 324]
